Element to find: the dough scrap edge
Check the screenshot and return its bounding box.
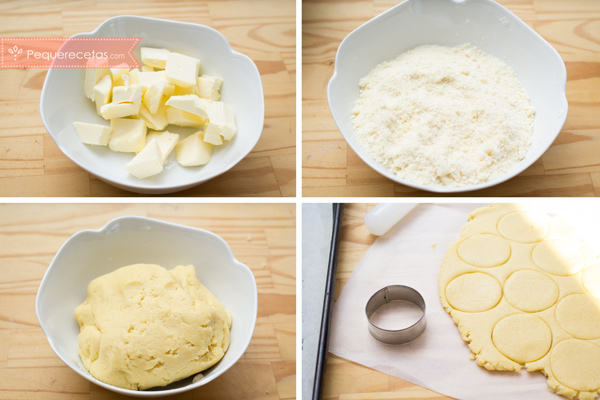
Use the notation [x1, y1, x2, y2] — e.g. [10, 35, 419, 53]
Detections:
[439, 297, 521, 372]
[546, 374, 598, 400]
[439, 248, 521, 372]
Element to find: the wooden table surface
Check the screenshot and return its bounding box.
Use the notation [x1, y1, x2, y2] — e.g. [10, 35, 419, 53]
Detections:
[0, 0, 295, 197]
[323, 203, 452, 400]
[0, 203, 296, 399]
[303, 0, 600, 197]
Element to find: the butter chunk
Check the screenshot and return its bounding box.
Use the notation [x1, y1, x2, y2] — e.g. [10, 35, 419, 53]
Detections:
[109, 118, 147, 153]
[143, 80, 167, 114]
[203, 130, 223, 145]
[141, 65, 154, 72]
[140, 47, 171, 69]
[73, 122, 112, 146]
[147, 130, 179, 163]
[112, 84, 142, 104]
[84, 67, 108, 100]
[128, 68, 140, 85]
[165, 53, 200, 88]
[137, 71, 167, 92]
[166, 107, 205, 128]
[138, 100, 168, 131]
[164, 83, 175, 97]
[110, 63, 130, 86]
[165, 94, 208, 119]
[125, 139, 163, 179]
[197, 98, 236, 141]
[173, 85, 196, 96]
[100, 102, 141, 120]
[74, 264, 231, 390]
[93, 75, 112, 115]
[197, 75, 222, 101]
[176, 132, 212, 166]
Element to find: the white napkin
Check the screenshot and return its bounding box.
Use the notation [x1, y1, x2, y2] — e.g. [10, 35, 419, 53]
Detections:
[329, 203, 569, 400]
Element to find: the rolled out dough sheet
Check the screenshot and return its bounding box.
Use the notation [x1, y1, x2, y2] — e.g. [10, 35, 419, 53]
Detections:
[328, 203, 600, 400]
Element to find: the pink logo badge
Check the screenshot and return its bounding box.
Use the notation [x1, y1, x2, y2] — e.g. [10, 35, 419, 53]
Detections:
[0, 37, 142, 69]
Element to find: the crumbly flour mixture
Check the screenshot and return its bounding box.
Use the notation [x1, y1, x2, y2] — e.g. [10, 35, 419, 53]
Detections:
[352, 44, 535, 187]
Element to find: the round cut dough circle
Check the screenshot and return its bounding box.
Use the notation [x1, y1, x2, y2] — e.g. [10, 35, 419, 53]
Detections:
[550, 339, 600, 392]
[582, 264, 600, 299]
[503, 270, 558, 312]
[458, 234, 511, 268]
[555, 294, 600, 340]
[492, 314, 552, 363]
[532, 239, 585, 276]
[497, 211, 549, 243]
[445, 272, 502, 312]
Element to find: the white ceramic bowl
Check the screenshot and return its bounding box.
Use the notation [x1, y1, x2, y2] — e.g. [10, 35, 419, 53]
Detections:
[40, 16, 264, 194]
[36, 216, 257, 397]
[328, 0, 568, 193]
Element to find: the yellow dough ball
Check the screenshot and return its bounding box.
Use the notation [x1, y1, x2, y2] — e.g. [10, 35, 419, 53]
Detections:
[74, 264, 231, 390]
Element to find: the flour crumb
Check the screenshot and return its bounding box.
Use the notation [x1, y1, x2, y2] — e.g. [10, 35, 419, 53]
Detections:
[246, 235, 253, 242]
[352, 44, 535, 187]
[432, 243, 437, 250]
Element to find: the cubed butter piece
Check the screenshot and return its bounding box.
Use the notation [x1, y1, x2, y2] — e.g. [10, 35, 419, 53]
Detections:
[164, 83, 175, 97]
[146, 130, 179, 163]
[125, 138, 163, 179]
[176, 132, 212, 166]
[166, 107, 205, 128]
[143, 80, 167, 114]
[93, 75, 112, 115]
[109, 118, 147, 153]
[73, 122, 112, 146]
[203, 130, 223, 145]
[165, 53, 200, 88]
[141, 65, 154, 72]
[110, 63, 130, 86]
[165, 95, 208, 119]
[138, 100, 169, 131]
[140, 47, 170, 69]
[137, 71, 167, 92]
[128, 69, 140, 85]
[112, 84, 142, 104]
[84, 66, 108, 100]
[173, 85, 196, 96]
[197, 98, 236, 141]
[100, 102, 141, 119]
[197, 75, 222, 101]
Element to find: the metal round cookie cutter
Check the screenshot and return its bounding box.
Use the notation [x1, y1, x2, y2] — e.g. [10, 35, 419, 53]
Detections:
[365, 285, 427, 344]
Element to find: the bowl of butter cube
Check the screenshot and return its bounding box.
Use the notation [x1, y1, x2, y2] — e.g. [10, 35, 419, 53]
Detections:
[40, 16, 264, 194]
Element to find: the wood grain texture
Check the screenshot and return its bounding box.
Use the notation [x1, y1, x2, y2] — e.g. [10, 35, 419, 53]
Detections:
[302, 0, 600, 197]
[322, 203, 453, 400]
[0, 203, 296, 399]
[0, 0, 295, 197]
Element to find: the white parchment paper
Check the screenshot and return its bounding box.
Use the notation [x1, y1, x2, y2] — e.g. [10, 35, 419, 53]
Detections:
[329, 203, 570, 400]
